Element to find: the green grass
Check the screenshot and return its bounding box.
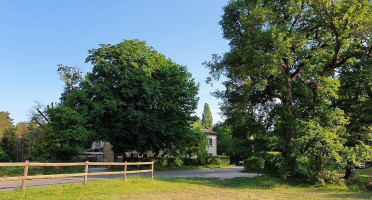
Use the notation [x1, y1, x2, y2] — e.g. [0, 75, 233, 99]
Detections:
[335, 167, 372, 186]
[0, 176, 371, 200]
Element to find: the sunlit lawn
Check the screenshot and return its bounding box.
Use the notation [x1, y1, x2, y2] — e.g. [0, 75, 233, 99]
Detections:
[0, 175, 371, 200]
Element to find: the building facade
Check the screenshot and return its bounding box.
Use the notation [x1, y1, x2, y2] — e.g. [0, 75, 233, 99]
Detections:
[83, 129, 218, 161]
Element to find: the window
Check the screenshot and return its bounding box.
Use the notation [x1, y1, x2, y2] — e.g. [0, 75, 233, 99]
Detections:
[209, 138, 213, 147]
[132, 153, 139, 158]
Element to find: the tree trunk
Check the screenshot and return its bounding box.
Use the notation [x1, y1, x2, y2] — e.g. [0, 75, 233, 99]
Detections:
[316, 153, 324, 171]
[344, 161, 356, 184]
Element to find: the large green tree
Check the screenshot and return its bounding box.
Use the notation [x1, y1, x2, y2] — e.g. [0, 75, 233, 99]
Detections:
[206, 0, 371, 182]
[33, 106, 89, 162]
[338, 58, 372, 183]
[202, 103, 213, 130]
[64, 39, 199, 157]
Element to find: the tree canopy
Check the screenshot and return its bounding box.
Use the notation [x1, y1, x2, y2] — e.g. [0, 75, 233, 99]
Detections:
[206, 0, 372, 182]
[0, 112, 13, 140]
[202, 103, 213, 130]
[30, 106, 89, 162]
[337, 58, 372, 182]
[64, 39, 199, 156]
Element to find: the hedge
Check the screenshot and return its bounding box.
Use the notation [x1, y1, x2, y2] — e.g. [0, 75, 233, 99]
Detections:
[206, 155, 230, 166]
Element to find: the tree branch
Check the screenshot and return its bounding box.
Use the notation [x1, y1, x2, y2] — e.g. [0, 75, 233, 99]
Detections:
[32, 117, 44, 128]
[37, 108, 50, 123]
[290, 62, 305, 80]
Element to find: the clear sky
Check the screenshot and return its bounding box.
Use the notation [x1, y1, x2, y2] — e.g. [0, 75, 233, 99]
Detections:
[0, 0, 229, 124]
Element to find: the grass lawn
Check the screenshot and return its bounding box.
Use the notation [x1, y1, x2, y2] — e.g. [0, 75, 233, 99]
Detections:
[336, 167, 372, 186]
[0, 176, 371, 200]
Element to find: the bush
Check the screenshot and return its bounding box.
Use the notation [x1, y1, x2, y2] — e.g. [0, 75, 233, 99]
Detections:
[173, 157, 183, 167]
[0, 149, 10, 162]
[183, 158, 198, 166]
[154, 158, 168, 167]
[244, 156, 264, 171]
[319, 170, 344, 186]
[206, 155, 230, 166]
[153, 156, 230, 168]
[261, 153, 282, 176]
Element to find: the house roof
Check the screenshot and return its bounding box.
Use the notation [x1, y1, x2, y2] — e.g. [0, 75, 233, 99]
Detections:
[201, 129, 218, 136]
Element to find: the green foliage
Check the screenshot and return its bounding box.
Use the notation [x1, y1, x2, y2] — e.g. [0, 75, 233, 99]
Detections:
[154, 157, 184, 168]
[214, 124, 233, 155]
[337, 58, 372, 183]
[0, 111, 13, 140]
[57, 65, 83, 101]
[201, 103, 213, 130]
[206, 0, 372, 183]
[32, 106, 89, 162]
[0, 112, 40, 162]
[184, 121, 208, 163]
[244, 156, 264, 171]
[214, 123, 250, 163]
[63, 39, 199, 156]
[206, 155, 230, 166]
[0, 132, 16, 162]
[0, 149, 10, 162]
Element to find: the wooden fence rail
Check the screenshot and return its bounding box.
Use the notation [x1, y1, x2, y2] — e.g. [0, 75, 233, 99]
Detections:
[0, 160, 154, 192]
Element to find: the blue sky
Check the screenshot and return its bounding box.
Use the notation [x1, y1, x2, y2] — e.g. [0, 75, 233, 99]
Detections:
[0, 0, 229, 124]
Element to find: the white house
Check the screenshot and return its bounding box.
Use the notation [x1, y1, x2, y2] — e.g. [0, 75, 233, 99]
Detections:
[201, 129, 218, 156]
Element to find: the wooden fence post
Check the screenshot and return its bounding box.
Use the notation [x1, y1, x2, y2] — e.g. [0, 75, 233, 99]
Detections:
[84, 161, 89, 184]
[151, 161, 154, 179]
[124, 161, 127, 181]
[22, 160, 29, 192]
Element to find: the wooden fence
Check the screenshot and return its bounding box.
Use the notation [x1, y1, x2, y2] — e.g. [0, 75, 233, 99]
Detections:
[0, 161, 154, 191]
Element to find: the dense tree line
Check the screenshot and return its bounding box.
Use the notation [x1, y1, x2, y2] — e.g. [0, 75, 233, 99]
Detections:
[0, 112, 40, 162]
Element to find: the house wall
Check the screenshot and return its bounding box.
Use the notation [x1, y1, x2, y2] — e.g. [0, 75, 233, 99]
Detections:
[90, 133, 218, 160]
[206, 135, 217, 156]
[103, 142, 114, 162]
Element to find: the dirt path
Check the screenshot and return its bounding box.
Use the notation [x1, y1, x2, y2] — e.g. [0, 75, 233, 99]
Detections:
[0, 166, 257, 191]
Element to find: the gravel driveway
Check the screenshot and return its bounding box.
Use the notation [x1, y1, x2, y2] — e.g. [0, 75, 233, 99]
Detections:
[0, 166, 257, 191]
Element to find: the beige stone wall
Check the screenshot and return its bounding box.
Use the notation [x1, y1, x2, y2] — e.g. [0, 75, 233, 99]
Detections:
[103, 142, 114, 162]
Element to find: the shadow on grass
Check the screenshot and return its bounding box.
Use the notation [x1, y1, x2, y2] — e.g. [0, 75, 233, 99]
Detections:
[158, 176, 372, 199]
[159, 176, 310, 189]
[323, 193, 372, 199]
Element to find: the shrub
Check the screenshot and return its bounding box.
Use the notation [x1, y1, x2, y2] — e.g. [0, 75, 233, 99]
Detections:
[207, 155, 230, 166]
[244, 156, 264, 171]
[183, 158, 198, 166]
[173, 157, 183, 167]
[0, 149, 10, 162]
[155, 158, 168, 167]
[319, 170, 344, 186]
[262, 153, 282, 176]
